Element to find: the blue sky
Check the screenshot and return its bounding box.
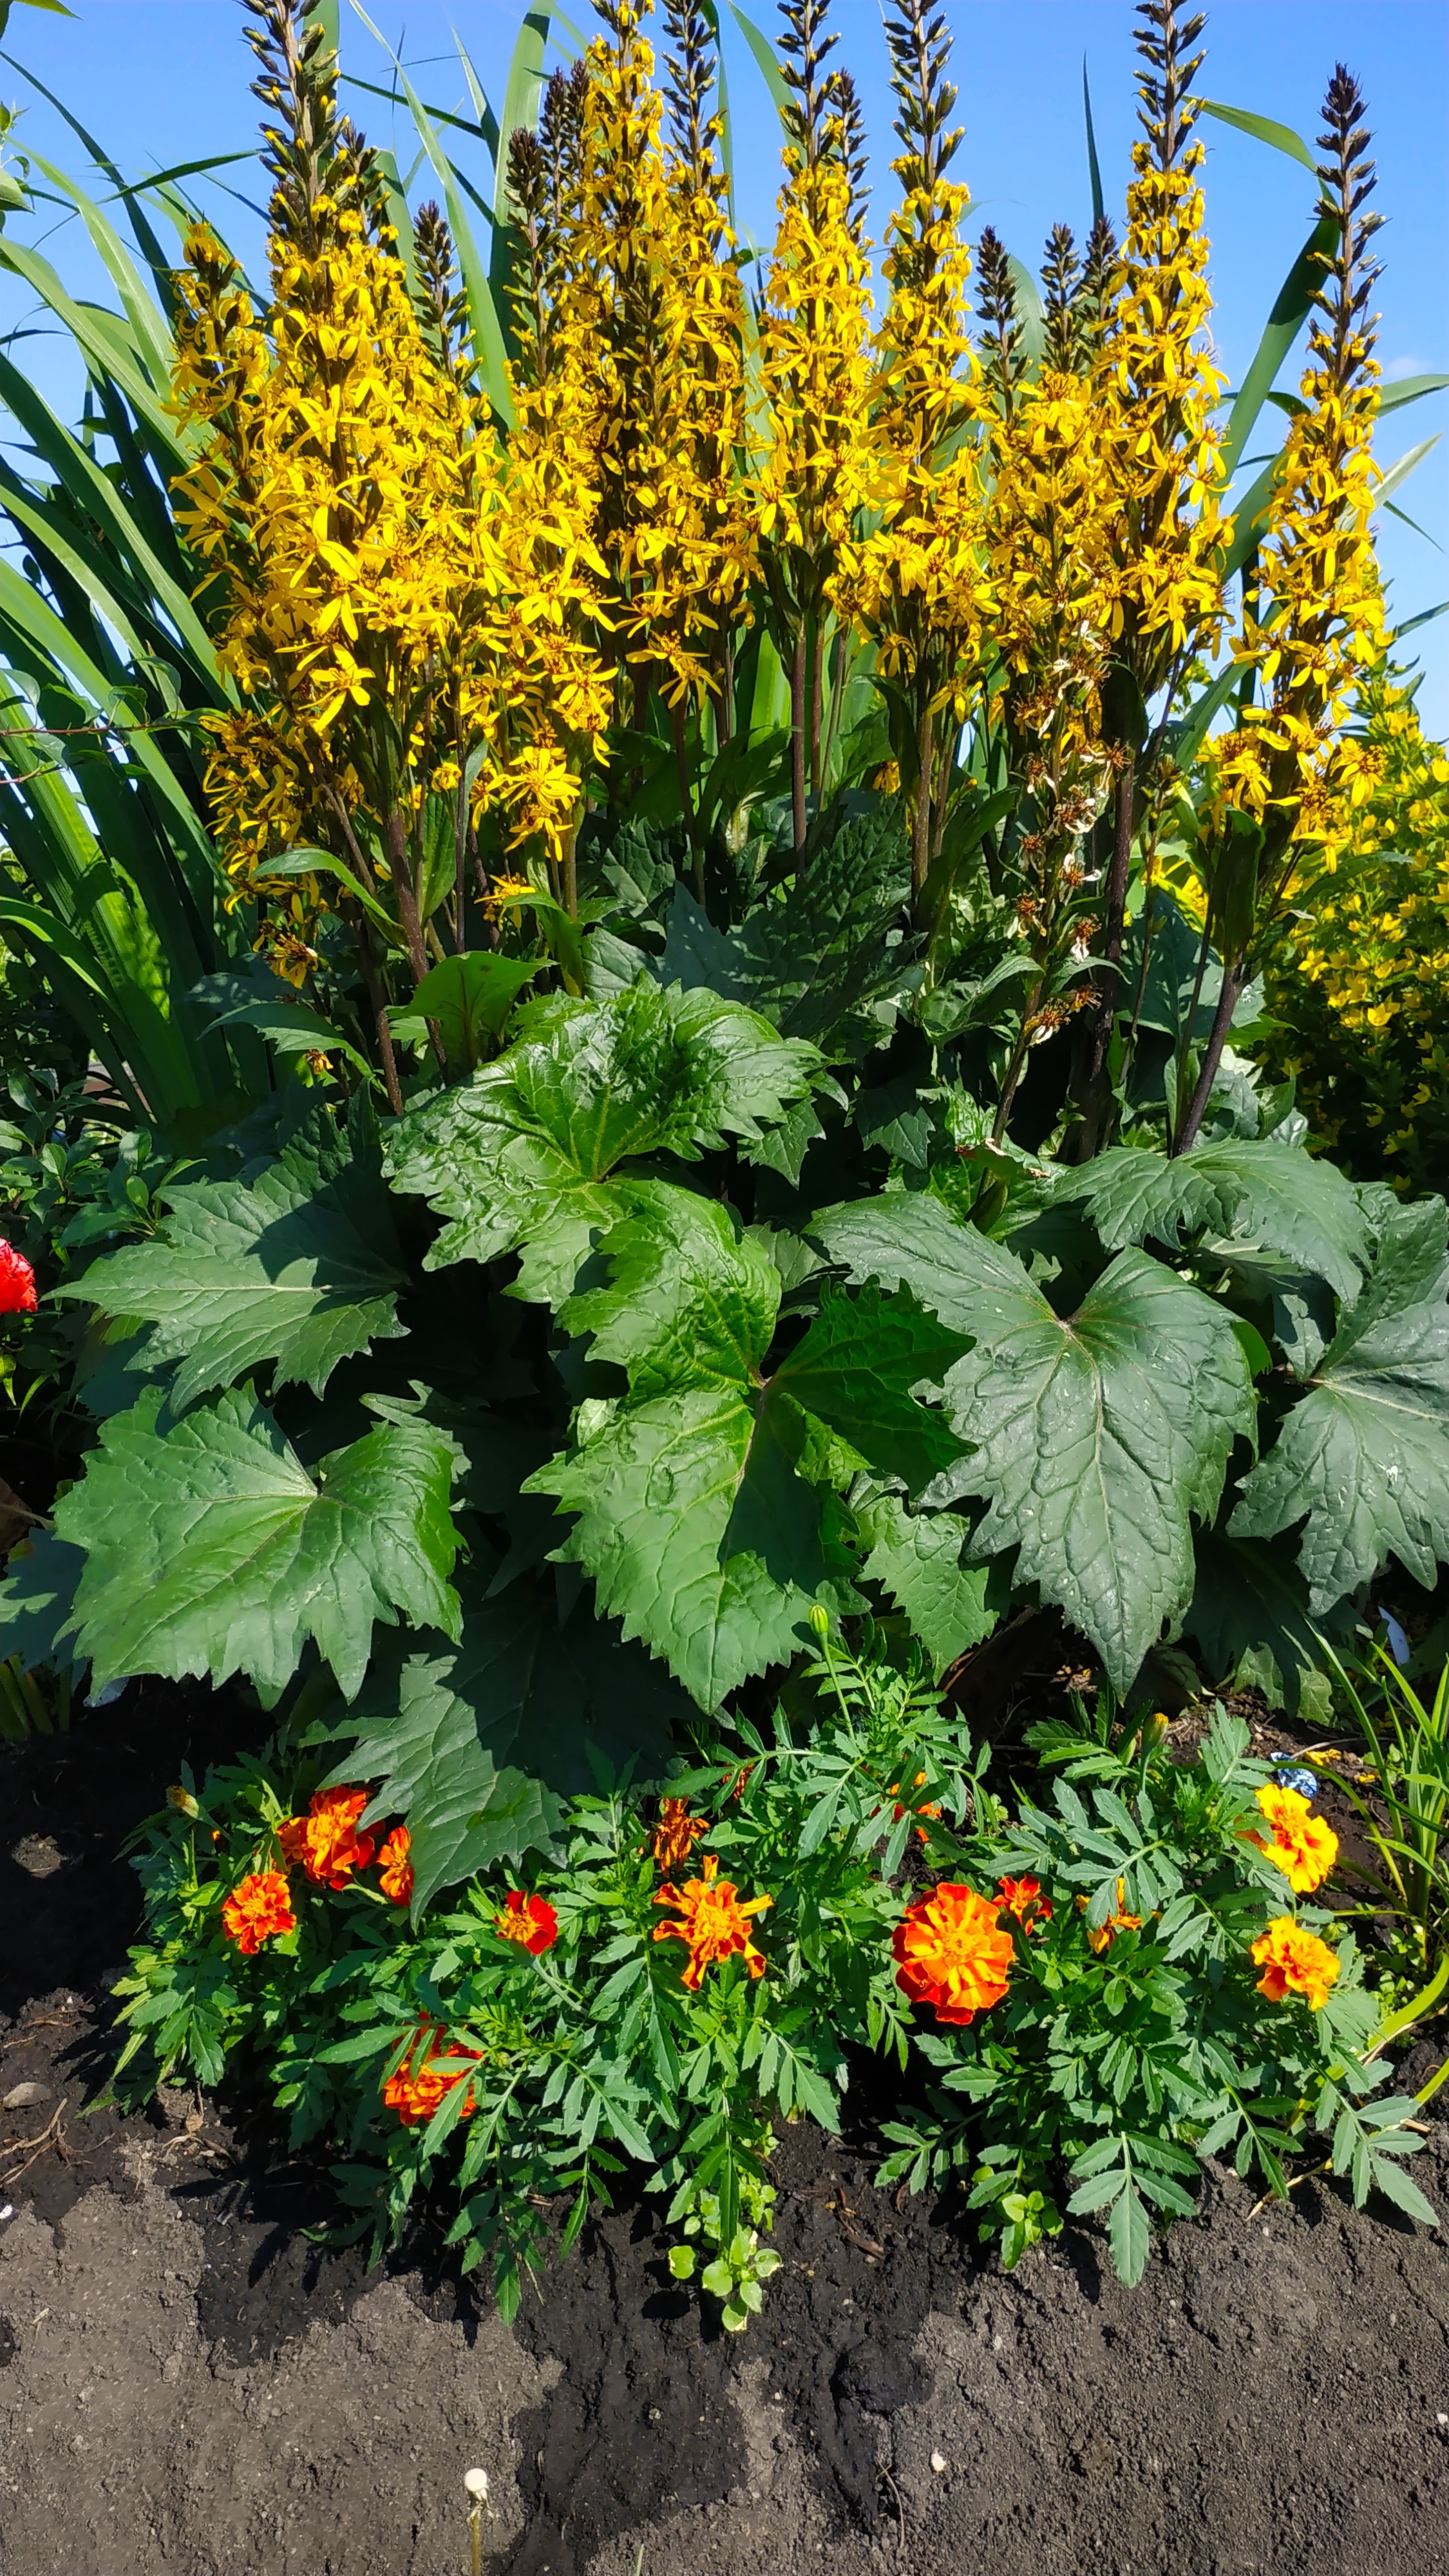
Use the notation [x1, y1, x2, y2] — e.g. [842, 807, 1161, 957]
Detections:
[3, 0, 1446, 722]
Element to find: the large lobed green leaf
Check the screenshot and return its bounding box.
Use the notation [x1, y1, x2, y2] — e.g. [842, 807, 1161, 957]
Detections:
[851, 1488, 996, 1677]
[384, 977, 822, 1303]
[658, 806, 913, 1056]
[814, 1194, 1256, 1689]
[322, 1575, 687, 1915]
[1058, 1137, 1367, 1306]
[61, 1107, 408, 1412]
[53, 1390, 460, 1701]
[1231, 1198, 1449, 1610]
[527, 1182, 966, 1707]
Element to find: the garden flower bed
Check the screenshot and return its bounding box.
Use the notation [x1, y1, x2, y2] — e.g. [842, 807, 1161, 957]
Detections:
[1, 0, 1447, 2565]
[2, 1681, 1448, 2576]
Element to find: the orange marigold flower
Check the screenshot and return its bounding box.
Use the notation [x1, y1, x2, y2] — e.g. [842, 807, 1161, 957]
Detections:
[1248, 1783, 1339, 1895]
[276, 1785, 376, 1889]
[892, 1883, 1014, 2027]
[1079, 1876, 1144, 1954]
[653, 1854, 772, 1992]
[377, 1826, 413, 1907]
[382, 2024, 482, 2126]
[494, 1890, 558, 1955]
[652, 1798, 709, 1873]
[220, 1869, 295, 1956]
[998, 1874, 1052, 1931]
[1251, 1915, 1341, 2012]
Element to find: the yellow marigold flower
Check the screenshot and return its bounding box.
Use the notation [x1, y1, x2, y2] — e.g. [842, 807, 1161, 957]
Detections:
[1251, 1916, 1340, 2012]
[1077, 1875, 1145, 1955]
[652, 1853, 771, 1991]
[1248, 1783, 1339, 1895]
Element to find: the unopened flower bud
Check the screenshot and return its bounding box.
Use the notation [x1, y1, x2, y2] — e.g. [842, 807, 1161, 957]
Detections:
[808, 1605, 829, 1639]
[464, 2469, 490, 2503]
[167, 1785, 201, 1818]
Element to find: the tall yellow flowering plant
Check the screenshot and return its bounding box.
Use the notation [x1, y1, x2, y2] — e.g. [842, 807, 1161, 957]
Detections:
[159, 0, 1408, 1176]
[1179, 64, 1387, 1150]
[173, 0, 609, 1102]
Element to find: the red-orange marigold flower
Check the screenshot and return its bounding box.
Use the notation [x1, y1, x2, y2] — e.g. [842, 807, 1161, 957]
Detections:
[382, 2024, 482, 2126]
[893, 1882, 1013, 2026]
[889, 1771, 943, 1843]
[220, 1869, 295, 1956]
[0, 1240, 37, 1315]
[652, 1798, 709, 1873]
[998, 1874, 1052, 1931]
[494, 1890, 558, 1955]
[653, 1854, 772, 1991]
[1248, 1783, 1339, 1895]
[377, 1826, 413, 1907]
[1251, 1915, 1340, 2011]
[276, 1785, 376, 1889]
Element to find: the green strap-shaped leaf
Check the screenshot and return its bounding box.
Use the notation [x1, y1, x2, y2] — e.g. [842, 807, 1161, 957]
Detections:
[54, 1389, 460, 1700]
[1220, 214, 1338, 484]
[1231, 1198, 1449, 1609]
[815, 1195, 1255, 1690]
[1058, 1137, 1367, 1307]
[347, 0, 516, 427]
[385, 978, 821, 1303]
[61, 1108, 409, 1412]
[529, 1184, 965, 1707]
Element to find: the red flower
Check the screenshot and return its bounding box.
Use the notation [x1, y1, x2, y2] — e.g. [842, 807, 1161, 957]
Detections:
[0, 1240, 37, 1316]
[494, 1889, 558, 1955]
[892, 1882, 1014, 2027]
[377, 1826, 413, 1907]
[221, 1870, 296, 1956]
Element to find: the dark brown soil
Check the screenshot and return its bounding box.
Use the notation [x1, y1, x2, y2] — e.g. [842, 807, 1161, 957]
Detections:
[2, 1691, 1448, 2576]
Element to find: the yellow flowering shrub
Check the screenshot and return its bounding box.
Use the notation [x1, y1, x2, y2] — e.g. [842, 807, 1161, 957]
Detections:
[1265, 661, 1449, 1192]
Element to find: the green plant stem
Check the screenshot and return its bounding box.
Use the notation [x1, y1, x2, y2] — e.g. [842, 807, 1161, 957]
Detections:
[789, 628, 808, 857]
